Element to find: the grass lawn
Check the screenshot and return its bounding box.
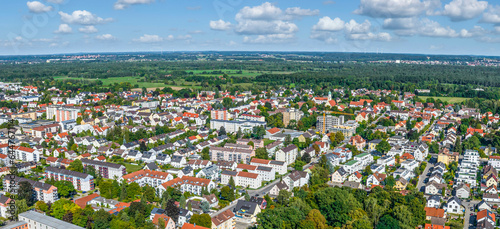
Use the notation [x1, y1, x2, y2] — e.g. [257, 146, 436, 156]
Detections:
[123, 163, 143, 173]
[264, 139, 275, 146]
[418, 96, 469, 104]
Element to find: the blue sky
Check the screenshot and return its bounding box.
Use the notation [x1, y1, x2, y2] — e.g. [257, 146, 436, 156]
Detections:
[2, 0, 500, 55]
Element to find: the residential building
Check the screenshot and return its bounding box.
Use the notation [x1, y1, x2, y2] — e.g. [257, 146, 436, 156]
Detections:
[221, 170, 262, 189]
[81, 158, 126, 179]
[4, 176, 58, 203]
[211, 209, 235, 229]
[210, 146, 255, 164]
[18, 211, 84, 229]
[275, 144, 298, 165]
[121, 170, 173, 188]
[45, 167, 94, 192]
[159, 176, 215, 196]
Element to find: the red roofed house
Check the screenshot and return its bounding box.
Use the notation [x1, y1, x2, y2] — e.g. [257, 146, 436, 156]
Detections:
[152, 214, 176, 229]
[158, 176, 215, 196]
[211, 209, 235, 229]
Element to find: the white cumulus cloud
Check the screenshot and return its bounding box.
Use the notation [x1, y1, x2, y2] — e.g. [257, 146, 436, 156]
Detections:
[312, 16, 345, 31]
[133, 34, 163, 43]
[209, 20, 232, 31]
[440, 0, 488, 21]
[54, 24, 72, 34]
[59, 10, 113, 25]
[79, 25, 98, 33]
[481, 6, 500, 24]
[96, 34, 116, 40]
[114, 0, 155, 10]
[354, 0, 440, 18]
[27, 1, 53, 13]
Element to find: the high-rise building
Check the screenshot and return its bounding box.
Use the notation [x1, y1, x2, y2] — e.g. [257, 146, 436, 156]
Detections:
[317, 115, 344, 133]
[283, 108, 303, 127]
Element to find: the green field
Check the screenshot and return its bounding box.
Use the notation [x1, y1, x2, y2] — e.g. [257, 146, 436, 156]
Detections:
[123, 163, 143, 173]
[54, 76, 201, 90]
[419, 96, 469, 103]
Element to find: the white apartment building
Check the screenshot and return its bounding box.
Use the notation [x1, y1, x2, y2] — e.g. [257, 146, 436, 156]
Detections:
[45, 167, 95, 192]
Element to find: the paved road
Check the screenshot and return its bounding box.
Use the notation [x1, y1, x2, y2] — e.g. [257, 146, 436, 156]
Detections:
[463, 200, 479, 229]
[210, 177, 282, 217]
[417, 159, 434, 192]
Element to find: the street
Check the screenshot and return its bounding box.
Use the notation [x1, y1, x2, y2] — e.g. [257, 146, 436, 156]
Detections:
[210, 176, 282, 217]
[417, 157, 434, 192]
[463, 200, 479, 229]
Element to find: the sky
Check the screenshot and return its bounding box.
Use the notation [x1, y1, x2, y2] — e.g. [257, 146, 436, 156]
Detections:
[2, 0, 500, 56]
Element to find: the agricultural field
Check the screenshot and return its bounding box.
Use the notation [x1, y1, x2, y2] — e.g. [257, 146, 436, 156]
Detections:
[418, 96, 469, 103]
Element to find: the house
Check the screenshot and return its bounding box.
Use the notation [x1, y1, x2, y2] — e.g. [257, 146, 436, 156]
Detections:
[152, 214, 176, 229]
[425, 181, 446, 195]
[221, 170, 262, 189]
[445, 196, 463, 215]
[427, 195, 441, 208]
[269, 180, 289, 196]
[367, 139, 382, 152]
[233, 200, 261, 222]
[249, 196, 267, 210]
[211, 209, 235, 229]
[331, 167, 348, 183]
[424, 207, 446, 220]
[159, 176, 215, 196]
[171, 155, 187, 168]
[348, 171, 362, 183]
[203, 194, 219, 208]
[477, 209, 496, 229]
[250, 158, 287, 175]
[394, 177, 408, 191]
[455, 184, 470, 199]
[349, 135, 366, 151]
[483, 193, 500, 203]
[181, 223, 209, 229]
[283, 170, 310, 190]
[477, 200, 492, 211]
[196, 165, 220, 180]
[121, 170, 173, 189]
[377, 155, 395, 167]
[366, 172, 386, 186]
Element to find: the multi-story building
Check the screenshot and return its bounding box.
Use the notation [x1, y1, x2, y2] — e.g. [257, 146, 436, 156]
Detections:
[121, 169, 173, 189]
[210, 119, 266, 134]
[275, 144, 298, 166]
[4, 176, 58, 203]
[18, 211, 84, 229]
[283, 108, 303, 127]
[211, 209, 235, 229]
[211, 110, 232, 121]
[221, 170, 262, 189]
[159, 176, 215, 196]
[209, 146, 255, 164]
[489, 155, 500, 170]
[13, 146, 41, 162]
[45, 167, 94, 192]
[317, 115, 344, 133]
[239, 114, 265, 122]
[81, 158, 126, 179]
[250, 158, 287, 175]
[46, 106, 80, 122]
[236, 164, 275, 181]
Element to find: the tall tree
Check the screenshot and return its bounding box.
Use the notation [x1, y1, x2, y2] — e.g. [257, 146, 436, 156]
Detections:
[165, 199, 179, 223]
[189, 214, 212, 228]
[18, 181, 35, 206]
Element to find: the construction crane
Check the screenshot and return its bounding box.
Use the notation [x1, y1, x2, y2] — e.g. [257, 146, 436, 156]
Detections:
[321, 110, 355, 135]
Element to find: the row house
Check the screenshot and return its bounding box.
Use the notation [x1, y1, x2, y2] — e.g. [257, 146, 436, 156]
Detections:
[45, 167, 94, 192]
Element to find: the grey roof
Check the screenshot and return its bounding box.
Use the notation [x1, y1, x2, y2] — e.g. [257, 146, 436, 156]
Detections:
[221, 170, 238, 176]
[144, 162, 158, 170]
[11, 176, 54, 191]
[281, 144, 298, 153]
[448, 196, 462, 205]
[256, 166, 273, 172]
[233, 200, 259, 215]
[428, 195, 441, 202]
[19, 211, 84, 229]
[45, 166, 92, 179]
[81, 158, 123, 169]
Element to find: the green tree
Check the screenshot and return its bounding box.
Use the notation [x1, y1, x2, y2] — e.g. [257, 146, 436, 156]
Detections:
[255, 147, 268, 160]
[93, 209, 111, 229]
[200, 201, 210, 213]
[17, 181, 36, 206]
[165, 199, 179, 223]
[276, 190, 292, 206]
[179, 195, 186, 209]
[201, 147, 210, 160]
[220, 186, 235, 201]
[376, 140, 391, 153]
[190, 213, 212, 228]
[68, 159, 84, 173]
